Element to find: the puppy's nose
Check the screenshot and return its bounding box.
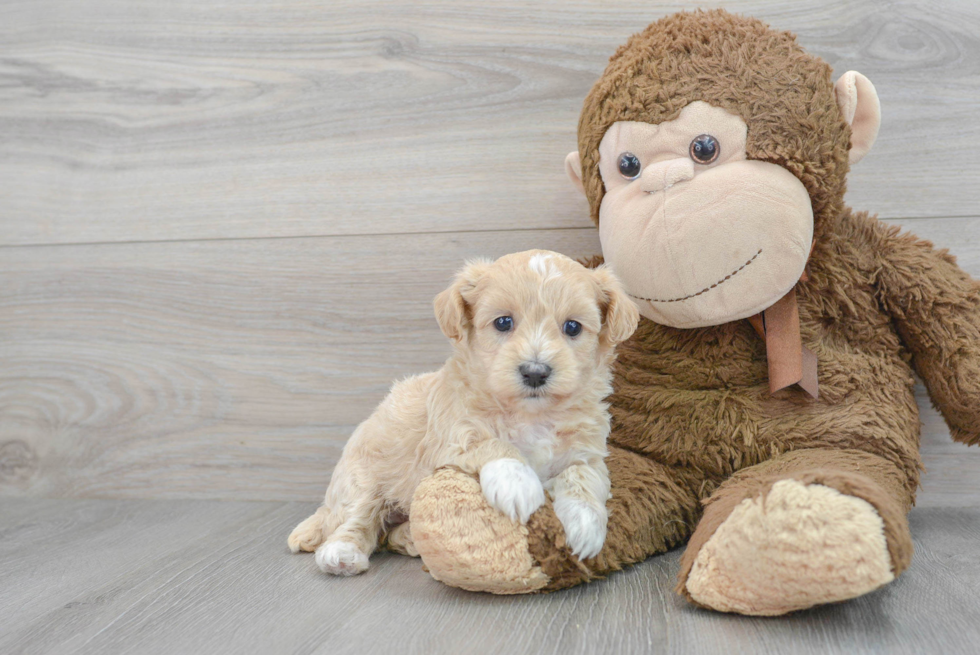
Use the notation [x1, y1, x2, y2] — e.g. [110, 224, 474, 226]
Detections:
[519, 362, 552, 389]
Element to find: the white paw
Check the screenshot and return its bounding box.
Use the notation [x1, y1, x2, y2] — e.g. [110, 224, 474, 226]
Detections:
[314, 541, 369, 576]
[554, 497, 607, 560]
[480, 458, 545, 524]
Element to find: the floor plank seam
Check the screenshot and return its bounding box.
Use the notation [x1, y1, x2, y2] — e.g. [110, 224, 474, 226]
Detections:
[0, 215, 975, 251]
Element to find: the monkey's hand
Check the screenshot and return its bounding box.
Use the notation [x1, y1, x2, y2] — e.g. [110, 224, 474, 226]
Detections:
[869, 213, 980, 445]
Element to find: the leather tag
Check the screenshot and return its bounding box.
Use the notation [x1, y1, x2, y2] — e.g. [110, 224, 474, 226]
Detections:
[747, 288, 818, 398]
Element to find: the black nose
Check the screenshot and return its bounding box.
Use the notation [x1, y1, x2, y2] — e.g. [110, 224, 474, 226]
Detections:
[519, 362, 552, 389]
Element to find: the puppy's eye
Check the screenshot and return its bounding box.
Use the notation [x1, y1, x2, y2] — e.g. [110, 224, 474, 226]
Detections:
[617, 152, 641, 180]
[563, 320, 582, 337]
[689, 134, 720, 164]
[493, 316, 514, 332]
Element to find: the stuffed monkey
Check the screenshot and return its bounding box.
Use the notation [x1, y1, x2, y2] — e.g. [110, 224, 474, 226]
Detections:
[406, 10, 980, 615]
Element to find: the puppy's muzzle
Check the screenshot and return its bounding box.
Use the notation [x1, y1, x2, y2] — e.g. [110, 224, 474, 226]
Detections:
[519, 362, 552, 389]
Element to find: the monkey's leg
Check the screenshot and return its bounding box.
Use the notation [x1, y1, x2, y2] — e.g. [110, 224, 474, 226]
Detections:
[676, 448, 914, 616]
[410, 446, 701, 594]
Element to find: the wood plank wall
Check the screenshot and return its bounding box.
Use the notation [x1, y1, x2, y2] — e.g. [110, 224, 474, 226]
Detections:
[2, 0, 979, 503]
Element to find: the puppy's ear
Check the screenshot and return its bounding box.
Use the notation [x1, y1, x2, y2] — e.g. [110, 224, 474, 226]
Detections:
[434, 259, 492, 342]
[592, 265, 639, 345]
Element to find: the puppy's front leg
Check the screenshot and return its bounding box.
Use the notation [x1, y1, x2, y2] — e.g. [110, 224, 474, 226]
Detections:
[457, 437, 545, 524]
[551, 460, 611, 560]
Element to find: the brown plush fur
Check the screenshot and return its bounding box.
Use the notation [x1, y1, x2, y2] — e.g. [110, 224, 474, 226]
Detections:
[544, 10, 980, 592]
[411, 9, 980, 607]
[526, 446, 701, 592]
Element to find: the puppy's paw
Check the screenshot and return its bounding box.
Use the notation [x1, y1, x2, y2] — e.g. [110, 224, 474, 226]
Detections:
[480, 458, 545, 524]
[554, 497, 607, 560]
[288, 513, 327, 553]
[315, 541, 370, 576]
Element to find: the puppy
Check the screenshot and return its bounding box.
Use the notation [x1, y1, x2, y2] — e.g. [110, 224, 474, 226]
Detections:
[287, 249, 639, 575]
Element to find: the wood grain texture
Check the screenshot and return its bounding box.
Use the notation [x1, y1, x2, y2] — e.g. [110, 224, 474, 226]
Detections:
[2, 0, 980, 246]
[2, 217, 979, 503]
[2, 498, 979, 654]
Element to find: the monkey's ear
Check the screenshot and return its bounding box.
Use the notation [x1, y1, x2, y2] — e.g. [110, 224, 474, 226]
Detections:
[592, 265, 640, 345]
[565, 151, 586, 196]
[434, 259, 492, 342]
[834, 71, 881, 165]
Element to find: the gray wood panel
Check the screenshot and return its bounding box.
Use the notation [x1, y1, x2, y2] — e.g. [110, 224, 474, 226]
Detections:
[2, 217, 979, 503]
[2, 0, 980, 246]
[1, 497, 979, 654]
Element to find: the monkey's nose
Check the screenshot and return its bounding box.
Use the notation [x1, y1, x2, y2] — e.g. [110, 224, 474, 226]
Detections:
[640, 158, 695, 194]
[519, 362, 552, 389]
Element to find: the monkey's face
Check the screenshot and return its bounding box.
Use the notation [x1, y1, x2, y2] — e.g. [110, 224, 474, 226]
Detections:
[593, 101, 813, 329]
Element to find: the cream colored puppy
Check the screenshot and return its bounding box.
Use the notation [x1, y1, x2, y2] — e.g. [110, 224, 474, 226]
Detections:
[287, 249, 639, 575]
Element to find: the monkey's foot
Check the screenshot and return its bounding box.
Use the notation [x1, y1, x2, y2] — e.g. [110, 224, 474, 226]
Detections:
[410, 468, 550, 594]
[683, 479, 895, 616]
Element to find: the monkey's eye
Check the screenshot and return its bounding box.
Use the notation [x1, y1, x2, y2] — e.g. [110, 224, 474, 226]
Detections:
[617, 152, 642, 179]
[494, 316, 514, 332]
[689, 135, 720, 164]
[563, 320, 582, 337]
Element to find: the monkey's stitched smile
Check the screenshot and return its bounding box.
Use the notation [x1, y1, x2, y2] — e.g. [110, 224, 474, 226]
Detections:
[627, 249, 762, 304]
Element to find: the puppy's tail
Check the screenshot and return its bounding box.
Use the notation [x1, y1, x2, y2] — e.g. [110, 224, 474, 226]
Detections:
[287, 506, 340, 553]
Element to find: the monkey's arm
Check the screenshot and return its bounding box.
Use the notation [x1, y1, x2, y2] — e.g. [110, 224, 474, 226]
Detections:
[866, 213, 980, 445]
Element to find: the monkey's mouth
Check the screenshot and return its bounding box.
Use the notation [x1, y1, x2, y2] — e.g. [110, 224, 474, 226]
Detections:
[626, 249, 762, 304]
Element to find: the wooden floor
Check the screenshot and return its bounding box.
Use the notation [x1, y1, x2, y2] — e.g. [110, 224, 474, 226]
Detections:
[3, 0, 980, 653]
[1, 499, 979, 655]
